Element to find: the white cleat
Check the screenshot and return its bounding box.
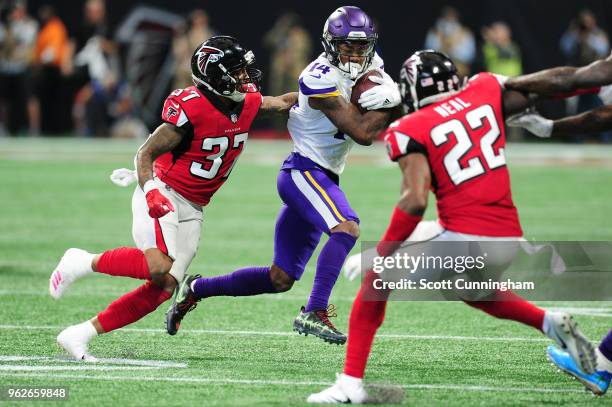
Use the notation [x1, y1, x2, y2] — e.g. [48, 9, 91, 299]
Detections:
[56, 323, 98, 362]
[307, 373, 367, 404]
[49, 248, 94, 299]
[544, 312, 596, 374]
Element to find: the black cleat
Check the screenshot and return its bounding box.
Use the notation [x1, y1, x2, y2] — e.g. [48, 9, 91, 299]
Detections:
[293, 304, 347, 345]
[165, 274, 201, 335]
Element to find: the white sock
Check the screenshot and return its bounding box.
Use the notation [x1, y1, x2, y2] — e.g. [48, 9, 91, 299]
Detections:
[75, 321, 98, 340]
[596, 348, 612, 373]
[541, 311, 553, 336]
[340, 373, 363, 386]
[83, 252, 95, 273]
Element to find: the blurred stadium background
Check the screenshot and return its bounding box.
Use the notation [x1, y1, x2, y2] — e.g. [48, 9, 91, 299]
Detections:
[1, 0, 612, 139]
[1, 1, 612, 406]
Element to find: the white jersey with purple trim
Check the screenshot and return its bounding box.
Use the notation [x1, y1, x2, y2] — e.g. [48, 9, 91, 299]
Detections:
[287, 52, 384, 175]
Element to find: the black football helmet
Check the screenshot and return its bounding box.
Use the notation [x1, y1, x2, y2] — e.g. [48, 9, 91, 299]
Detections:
[399, 50, 461, 113]
[191, 36, 262, 102]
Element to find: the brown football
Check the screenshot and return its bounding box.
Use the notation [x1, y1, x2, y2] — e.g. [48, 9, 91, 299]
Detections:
[350, 70, 383, 113]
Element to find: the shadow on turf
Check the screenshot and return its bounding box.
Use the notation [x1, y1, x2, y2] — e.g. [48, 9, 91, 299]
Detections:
[365, 383, 405, 404]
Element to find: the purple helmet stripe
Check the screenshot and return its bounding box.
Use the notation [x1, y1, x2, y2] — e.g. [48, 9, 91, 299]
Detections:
[298, 78, 337, 96]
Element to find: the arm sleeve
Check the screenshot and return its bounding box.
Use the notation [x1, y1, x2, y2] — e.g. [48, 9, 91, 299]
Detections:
[161, 91, 190, 128]
[298, 66, 340, 99]
[383, 128, 427, 162]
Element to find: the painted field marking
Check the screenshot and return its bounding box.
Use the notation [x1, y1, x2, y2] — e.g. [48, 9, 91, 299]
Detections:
[0, 324, 554, 342]
[0, 372, 585, 395]
[0, 355, 186, 368]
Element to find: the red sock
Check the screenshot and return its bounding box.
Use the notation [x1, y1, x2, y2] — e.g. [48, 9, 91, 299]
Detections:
[464, 290, 545, 331]
[97, 282, 171, 333]
[96, 247, 150, 280]
[343, 272, 389, 378]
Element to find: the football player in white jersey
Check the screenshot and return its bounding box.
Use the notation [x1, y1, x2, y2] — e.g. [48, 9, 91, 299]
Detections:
[166, 6, 400, 345]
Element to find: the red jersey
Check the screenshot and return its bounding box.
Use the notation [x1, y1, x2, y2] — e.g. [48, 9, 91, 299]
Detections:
[155, 86, 262, 206]
[384, 73, 522, 237]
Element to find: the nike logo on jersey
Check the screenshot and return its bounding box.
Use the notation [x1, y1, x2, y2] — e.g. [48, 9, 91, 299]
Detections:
[309, 74, 322, 79]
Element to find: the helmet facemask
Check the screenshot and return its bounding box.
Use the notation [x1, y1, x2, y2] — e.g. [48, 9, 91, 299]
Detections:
[322, 31, 377, 80]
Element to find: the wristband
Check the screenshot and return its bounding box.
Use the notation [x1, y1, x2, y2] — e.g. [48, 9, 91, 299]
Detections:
[143, 180, 156, 194]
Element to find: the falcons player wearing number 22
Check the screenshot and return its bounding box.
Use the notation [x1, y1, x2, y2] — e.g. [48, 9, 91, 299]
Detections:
[48, 36, 297, 361]
[308, 50, 595, 403]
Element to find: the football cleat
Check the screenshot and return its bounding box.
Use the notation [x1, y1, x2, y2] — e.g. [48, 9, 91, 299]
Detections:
[307, 373, 367, 404]
[544, 312, 597, 374]
[56, 324, 98, 362]
[547, 345, 611, 396]
[49, 248, 94, 299]
[165, 274, 201, 335]
[293, 306, 347, 345]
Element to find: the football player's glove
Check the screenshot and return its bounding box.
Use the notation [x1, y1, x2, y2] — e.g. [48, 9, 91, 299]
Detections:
[144, 181, 175, 218]
[110, 168, 137, 187]
[506, 109, 553, 138]
[358, 70, 401, 110]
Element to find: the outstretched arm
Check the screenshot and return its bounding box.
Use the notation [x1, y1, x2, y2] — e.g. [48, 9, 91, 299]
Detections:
[507, 105, 612, 138]
[553, 105, 612, 135]
[505, 53, 612, 95]
[309, 96, 391, 146]
[257, 92, 298, 118]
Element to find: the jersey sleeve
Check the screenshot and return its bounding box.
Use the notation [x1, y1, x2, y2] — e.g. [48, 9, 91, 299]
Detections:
[161, 90, 190, 128]
[298, 62, 340, 98]
[383, 121, 427, 162]
[372, 52, 385, 71]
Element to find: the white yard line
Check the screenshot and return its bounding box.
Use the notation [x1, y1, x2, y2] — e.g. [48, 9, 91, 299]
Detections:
[0, 355, 186, 368]
[0, 372, 584, 394]
[0, 324, 553, 342]
[0, 365, 167, 371]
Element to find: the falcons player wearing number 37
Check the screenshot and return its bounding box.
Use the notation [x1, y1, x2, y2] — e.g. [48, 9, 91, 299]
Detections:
[48, 36, 297, 361]
[308, 50, 595, 403]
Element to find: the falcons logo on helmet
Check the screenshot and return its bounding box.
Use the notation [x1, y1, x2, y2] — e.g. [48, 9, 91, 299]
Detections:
[195, 45, 224, 75]
[403, 55, 420, 87]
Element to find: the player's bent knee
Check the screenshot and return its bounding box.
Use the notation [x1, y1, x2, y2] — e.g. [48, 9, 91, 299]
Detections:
[144, 248, 174, 282]
[331, 220, 360, 238]
[269, 265, 295, 292]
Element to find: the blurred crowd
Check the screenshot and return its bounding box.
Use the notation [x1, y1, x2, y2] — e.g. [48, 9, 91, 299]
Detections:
[0, 2, 610, 141]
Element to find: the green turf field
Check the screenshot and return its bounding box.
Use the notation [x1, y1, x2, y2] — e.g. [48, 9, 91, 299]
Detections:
[1, 138, 611, 406]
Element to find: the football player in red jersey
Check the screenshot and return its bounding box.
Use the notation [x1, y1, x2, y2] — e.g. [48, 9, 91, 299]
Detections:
[308, 50, 596, 403]
[48, 36, 297, 361]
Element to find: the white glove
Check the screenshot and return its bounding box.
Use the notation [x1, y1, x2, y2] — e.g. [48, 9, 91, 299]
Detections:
[506, 110, 553, 138]
[343, 253, 363, 281]
[358, 70, 401, 111]
[110, 168, 137, 187]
